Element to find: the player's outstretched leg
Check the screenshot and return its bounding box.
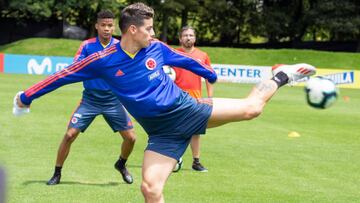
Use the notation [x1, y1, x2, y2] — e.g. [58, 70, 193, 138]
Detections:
[272, 63, 316, 85]
[207, 63, 316, 128]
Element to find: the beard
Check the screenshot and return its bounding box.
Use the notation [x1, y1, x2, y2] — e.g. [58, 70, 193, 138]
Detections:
[182, 40, 195, 48]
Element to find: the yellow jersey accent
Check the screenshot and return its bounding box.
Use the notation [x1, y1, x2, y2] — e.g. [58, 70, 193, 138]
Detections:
[101, 42, 110, 48]
[122, 49, 138, 59]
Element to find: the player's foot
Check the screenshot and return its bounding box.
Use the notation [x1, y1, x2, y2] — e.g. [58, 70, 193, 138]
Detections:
[46, 174, 61, 185]
[272, 63, 316, 85]
[173, 157, 183, 173]
[114, 162, 133, 184]
[192, 161, 208, 172]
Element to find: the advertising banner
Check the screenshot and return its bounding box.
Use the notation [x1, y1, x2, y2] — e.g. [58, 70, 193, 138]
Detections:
[212, 64, 272, 83]
[3, 54, 73, 75]
[314, 69, 360, 89]
[2, 53, 359, 89]
[0, 53, 4, 73]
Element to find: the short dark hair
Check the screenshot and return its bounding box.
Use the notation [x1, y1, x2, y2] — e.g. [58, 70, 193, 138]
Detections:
[97, 10, 115, 20]
[179, 25, 196, 37]
[119, 3, 154, 33]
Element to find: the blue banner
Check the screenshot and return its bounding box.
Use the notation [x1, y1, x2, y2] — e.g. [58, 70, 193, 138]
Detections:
[212, 64, 272, 83]
[4, 54, 73, 75]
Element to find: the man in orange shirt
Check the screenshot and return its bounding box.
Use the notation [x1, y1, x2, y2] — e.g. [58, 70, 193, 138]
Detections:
[172, 26, 213, 172]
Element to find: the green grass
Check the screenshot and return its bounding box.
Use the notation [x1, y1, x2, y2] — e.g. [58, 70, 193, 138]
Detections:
[1, 73, 360, 202]
[1, 38, 359, 70]
[0, 38, 82, 57]
[1, 38, 359, 202]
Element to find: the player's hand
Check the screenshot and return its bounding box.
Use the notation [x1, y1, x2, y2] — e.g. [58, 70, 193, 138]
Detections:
[13, 91, 30, 116]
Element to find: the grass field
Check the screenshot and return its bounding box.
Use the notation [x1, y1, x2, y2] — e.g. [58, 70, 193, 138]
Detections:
[1, 73, 360, 202]
[1, 38, 359, 202]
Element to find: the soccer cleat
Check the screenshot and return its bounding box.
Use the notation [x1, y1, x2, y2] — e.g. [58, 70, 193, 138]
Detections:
[172, 157, 183, 173]
[46, 174, 61, 185]
[192, 161, 208, 172]
[114, 162, 133, 184]
[272, 63, 316, 85]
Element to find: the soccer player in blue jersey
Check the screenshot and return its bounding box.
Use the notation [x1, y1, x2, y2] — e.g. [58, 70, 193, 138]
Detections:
[46, 10, 137, 185]
[14, 3, 316, 202]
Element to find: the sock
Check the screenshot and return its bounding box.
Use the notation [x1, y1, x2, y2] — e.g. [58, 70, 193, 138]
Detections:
[54, 166, 62, 176]
[271, 71, 289, 88]
[116, 156, 127, 169]
[193, 158, 200, 164]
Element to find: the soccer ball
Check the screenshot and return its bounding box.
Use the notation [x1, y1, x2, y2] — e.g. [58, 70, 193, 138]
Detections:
[162, 65, 176, 81]
[305, 76, 338, 109]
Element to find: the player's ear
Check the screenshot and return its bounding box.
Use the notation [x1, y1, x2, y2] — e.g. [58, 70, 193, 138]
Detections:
[128, 25, 137, 34]
[95, 23, 99, 30]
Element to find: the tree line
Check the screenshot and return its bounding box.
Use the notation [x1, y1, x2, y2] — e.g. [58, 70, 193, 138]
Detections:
[1, 0, 360, 50]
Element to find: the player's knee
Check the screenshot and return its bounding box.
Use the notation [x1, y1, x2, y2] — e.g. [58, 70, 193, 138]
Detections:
[64, 130, 79, 143]
[141, 181, 162, 200]
[140, 181, 150, 196]
[121, 129, 137, 144]
[243, 100, 263, 120]
[127, 133, 136, 144]
[246, 108, 262, 120]
[64, 134, 76, 143]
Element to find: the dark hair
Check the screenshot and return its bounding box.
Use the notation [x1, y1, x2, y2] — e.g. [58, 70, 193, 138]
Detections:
[179, 25, 196, 37]
[119, 3, 154, 33]
[97, 10, 115, 20]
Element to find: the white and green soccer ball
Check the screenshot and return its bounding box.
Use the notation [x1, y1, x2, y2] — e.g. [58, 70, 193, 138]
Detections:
[305, 76, 338, 109]
[162, 65, 176, 81]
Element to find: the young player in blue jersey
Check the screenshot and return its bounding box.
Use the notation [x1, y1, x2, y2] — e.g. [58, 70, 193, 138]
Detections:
[13, 3, 316, 202]
[46, 10, 137, 185]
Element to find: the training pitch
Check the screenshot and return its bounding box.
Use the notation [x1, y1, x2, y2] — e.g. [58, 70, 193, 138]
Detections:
[1, 74, 359, 202]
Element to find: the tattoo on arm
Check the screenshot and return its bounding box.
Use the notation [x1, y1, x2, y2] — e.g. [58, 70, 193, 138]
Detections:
[255, 82, 277, 93]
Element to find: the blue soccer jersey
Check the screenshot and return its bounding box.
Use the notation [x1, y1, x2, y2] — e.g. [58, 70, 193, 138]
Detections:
[20, 40, 217, 118]
[74, 36, 119, 91]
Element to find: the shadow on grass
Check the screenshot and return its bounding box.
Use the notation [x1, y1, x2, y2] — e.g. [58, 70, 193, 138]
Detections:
[127, 164, 142, 169]
[22, 180, 122, 187]
[171, 168, 195, 172]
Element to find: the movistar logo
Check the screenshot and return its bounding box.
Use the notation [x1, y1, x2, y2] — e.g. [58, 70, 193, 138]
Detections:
[27, 58, 52, 74]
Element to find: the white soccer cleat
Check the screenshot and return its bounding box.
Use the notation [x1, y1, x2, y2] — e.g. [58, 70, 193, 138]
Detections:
[172, 157, 183, 173]
[12, 91, 30, 117]
[272, 63, 316, 85]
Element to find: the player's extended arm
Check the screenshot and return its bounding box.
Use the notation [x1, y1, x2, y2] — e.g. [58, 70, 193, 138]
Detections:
[159, 42, 217, 83]
[16, 52, 103, 109]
